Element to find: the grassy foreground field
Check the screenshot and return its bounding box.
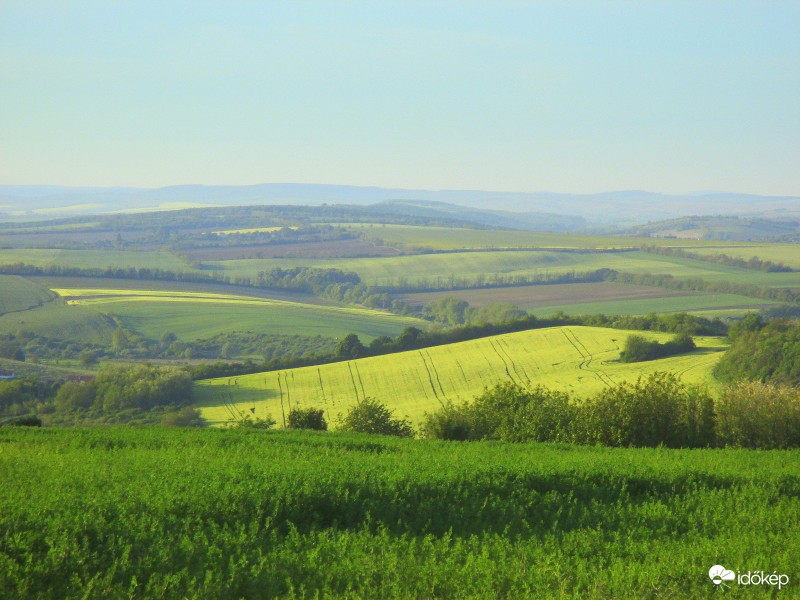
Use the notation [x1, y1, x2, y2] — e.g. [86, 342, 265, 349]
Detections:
[1, 427, 797, 599]
[195, 326, 726, 427]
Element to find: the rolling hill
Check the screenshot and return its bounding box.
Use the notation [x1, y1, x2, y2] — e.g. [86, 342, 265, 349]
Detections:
[194, 325, 727, 427]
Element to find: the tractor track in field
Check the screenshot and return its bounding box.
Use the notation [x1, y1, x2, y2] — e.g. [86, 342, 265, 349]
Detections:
[347, 362, 360, 401]
[454, 358, 469, 384]
[561, 328, 614, 387]
[488, 339, 517, 385]
[419, 351, 444, 406]
[353, 362, 367, 399]
[426, 350, 448, 401]
[498, 337, 531, 385]
[317, 368, 328, 405]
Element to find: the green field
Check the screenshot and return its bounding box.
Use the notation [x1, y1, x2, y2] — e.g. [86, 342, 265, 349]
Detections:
[396, 281, 772, 315]
[195, 326, 727, 427]
[202, 249, 800, 289]
[0, 248, 189, 270]
[53, 288, 427, 343]
[344, 223, 772, 251]
[527, 294, 775, 318]
[691, 243, 800, 269]
[2, 427, 797, 599]
[0, 301, 116, 344]
[0, 275, 56, 315]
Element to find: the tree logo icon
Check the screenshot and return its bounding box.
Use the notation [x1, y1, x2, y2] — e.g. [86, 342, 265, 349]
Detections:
[709, 565, 736, 589]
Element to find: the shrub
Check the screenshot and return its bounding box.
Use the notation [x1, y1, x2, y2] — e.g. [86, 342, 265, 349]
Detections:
[162, 406, 204, 427]
[577, 372, 714, 448]
[339, 397, 414, 437]
[287, 407, 328, 431]
[714, 381, 800, 449]
[421, 401, 474, 440]
[233, 415, 277, 430]
[422, 383, 576, 442]
[619, 333, 696, 363]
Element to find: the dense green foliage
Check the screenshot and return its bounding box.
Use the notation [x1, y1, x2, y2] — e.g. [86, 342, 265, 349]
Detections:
[714, 318, 800, 385]
[423, 372, 800, 449]
[55, 364, 191, 411]
[287, 407, 328, 431]
[619, 333, 696, 362]
[715, 381, 800, 449]
[423, 374, 712, 448]
[338, 397, 414, 437]
[1, 428, 798, 598]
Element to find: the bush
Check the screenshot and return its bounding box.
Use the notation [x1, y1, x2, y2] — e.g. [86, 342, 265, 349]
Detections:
[619, 333, 695, 363]
[577, 372, 714, 448]
[162, 406, 205, 427]
[423, 383, 576, 443]
[714, 381, 800, 449]
[339, 397, 414, 437]
[233, 415, 277, 430]
[287, 407, 328, 431]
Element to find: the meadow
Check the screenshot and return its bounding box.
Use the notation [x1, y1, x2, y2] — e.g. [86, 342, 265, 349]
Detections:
[194, 326, 726, 427]
[52, 287, 427, 343]
[1, 427, 797, 599]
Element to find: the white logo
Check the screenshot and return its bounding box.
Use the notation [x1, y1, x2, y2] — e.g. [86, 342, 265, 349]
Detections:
[709, 565, 735, 589]
[709, 565, 789, 590]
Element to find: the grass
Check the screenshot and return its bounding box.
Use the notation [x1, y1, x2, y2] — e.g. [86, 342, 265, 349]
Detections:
[194, 326, 727, 427]
[53, 288, 427, 343]
[1, 427, 797, 599]
[0, 275, 57, 315]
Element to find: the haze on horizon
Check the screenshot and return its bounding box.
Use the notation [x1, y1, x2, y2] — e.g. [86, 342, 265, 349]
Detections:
[1, 1, 798, 197]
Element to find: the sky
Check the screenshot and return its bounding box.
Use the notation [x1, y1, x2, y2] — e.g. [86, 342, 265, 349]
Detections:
[1, 1, 798, 195]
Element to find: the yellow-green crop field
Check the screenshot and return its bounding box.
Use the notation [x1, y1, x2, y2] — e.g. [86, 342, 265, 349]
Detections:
[194, 326, 727, 427]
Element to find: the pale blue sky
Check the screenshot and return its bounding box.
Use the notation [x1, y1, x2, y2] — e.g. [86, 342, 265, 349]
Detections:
[1, 1, 798, 194]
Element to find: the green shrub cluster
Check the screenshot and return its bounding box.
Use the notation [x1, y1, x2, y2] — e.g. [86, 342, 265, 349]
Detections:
[423, 373, 800, 449]
[619, 333, 696, 362]
[338, 397, 414, 437]
[54, 364, 192, 414]
[287, 407, 328, 431]
[714, 318, 800, 385]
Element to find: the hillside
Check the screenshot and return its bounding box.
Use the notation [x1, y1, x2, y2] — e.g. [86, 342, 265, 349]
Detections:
[194, 326, 727, 426]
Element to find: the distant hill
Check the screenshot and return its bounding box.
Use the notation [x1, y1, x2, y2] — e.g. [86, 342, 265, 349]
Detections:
[1, 183, 798, 227]
[627, 215, 800, 241]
